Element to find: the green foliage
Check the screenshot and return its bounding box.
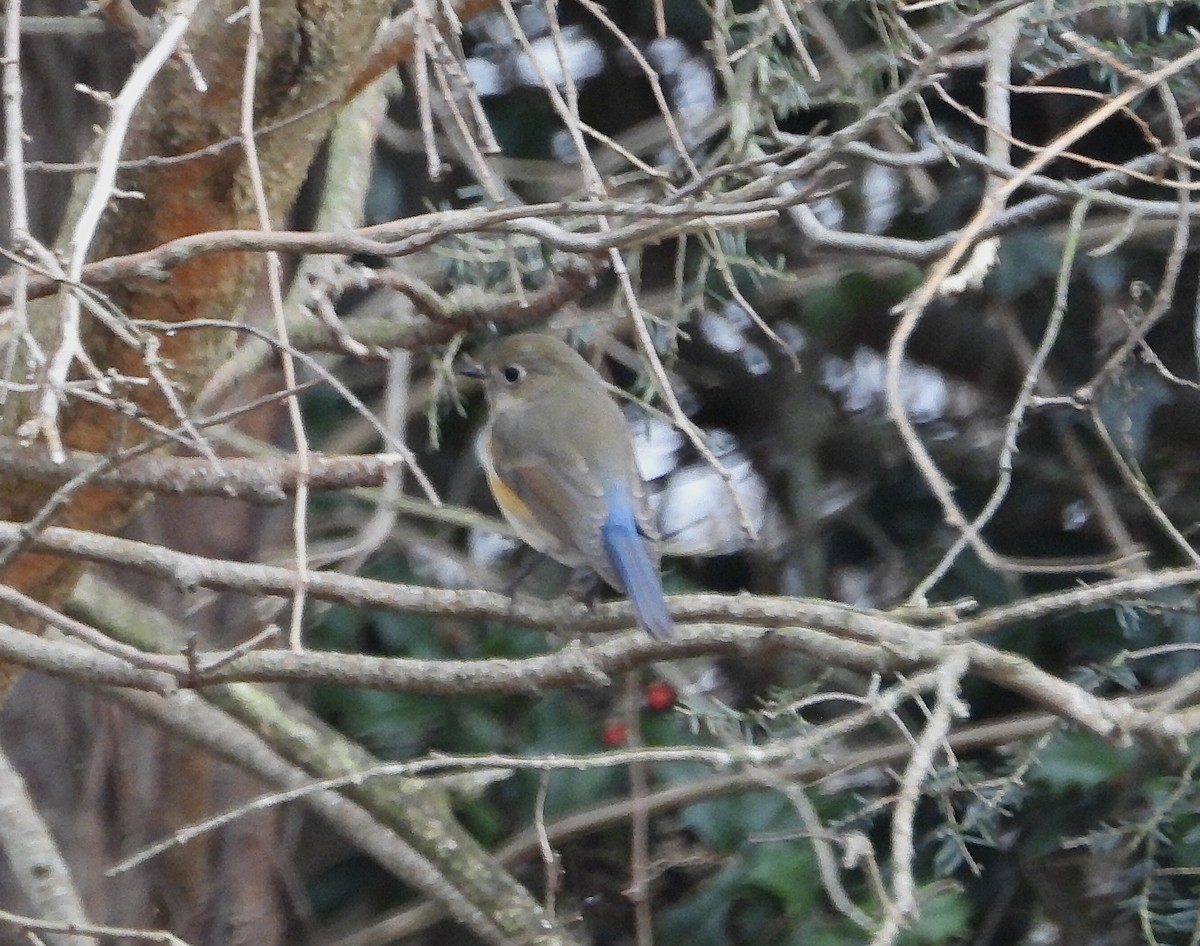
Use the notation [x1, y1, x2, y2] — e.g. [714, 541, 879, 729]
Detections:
[800, 270, 920, 338]
[656, 840, 822, 946]
[901, 889, 972, 944]
[1027, 731, 1137, 792]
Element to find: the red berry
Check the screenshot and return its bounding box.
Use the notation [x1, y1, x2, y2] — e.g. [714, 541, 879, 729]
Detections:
[644, 682, 676, 713]
[601, 721, 629, 746]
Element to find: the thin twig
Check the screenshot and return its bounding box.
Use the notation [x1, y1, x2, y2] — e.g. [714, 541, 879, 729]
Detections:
[41, 0, 204, 461]
[239, 0, 311, 651]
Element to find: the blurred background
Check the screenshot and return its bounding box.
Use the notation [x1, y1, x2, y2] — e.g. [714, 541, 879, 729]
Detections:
[3, 2, 1200, 945]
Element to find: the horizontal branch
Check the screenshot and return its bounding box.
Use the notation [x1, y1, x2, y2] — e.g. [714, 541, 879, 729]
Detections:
[0, 441, 405, 503]
[0, 518, 925, 635]
[0, 518, 1185, 739]
[0, 201, 782, 306]
[0, 623, 175, 693]
[0, 601, 1168, 747]
[953, 567, 1200, 636]
[10, 517, 1200, 647]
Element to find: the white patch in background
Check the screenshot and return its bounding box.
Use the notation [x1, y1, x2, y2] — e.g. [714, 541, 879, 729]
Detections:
[646, 37, 687, 74]
[722, 301, 752, 330]
[1062, 500, 1089, 532]
[809, 194, 845, 230]
[516, 3, 548, 37]
[821, 346, 948, 423]
[550, 129, 578, 163]
[632, 417, 779, 557]
[741, 345, 770, 376]
[673, 57, 716, 123]
[689, 664, 725, 697]
[831, 566, 877, 609]
[699, 306, 746, 353]
[700, 304, 769, 373]
[861, 163, 901, 235]
[467, 528, 520, 573]
[515, 29, 605, 88]
[707, 428, 739, 456]
[420, 552, 471, 590]
[776, 322, 807, 356]
[657, 448, 776, 556]
[631, 416, 684, 482]
[465, 57, 504, 97]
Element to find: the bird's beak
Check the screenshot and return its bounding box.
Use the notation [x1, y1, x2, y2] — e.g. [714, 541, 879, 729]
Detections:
[458, 359, 486, 380]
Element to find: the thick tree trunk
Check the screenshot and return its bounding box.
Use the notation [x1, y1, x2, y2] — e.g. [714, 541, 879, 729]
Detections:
[0, 0, 391, 692]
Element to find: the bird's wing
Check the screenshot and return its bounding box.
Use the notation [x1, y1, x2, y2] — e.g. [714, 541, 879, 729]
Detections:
[488, 431, 616, 581]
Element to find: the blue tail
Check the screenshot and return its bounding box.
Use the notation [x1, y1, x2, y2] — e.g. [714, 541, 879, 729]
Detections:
[601, 505, 674, 640]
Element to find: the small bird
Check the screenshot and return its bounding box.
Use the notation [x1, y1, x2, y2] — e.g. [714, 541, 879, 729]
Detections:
[460, 333, 674, 639]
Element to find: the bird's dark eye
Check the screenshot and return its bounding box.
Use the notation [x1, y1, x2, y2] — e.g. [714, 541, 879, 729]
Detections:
[502, 364, 524, 384]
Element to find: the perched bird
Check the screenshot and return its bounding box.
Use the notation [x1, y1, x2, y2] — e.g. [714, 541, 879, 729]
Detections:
[460, 333, 674, 639]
